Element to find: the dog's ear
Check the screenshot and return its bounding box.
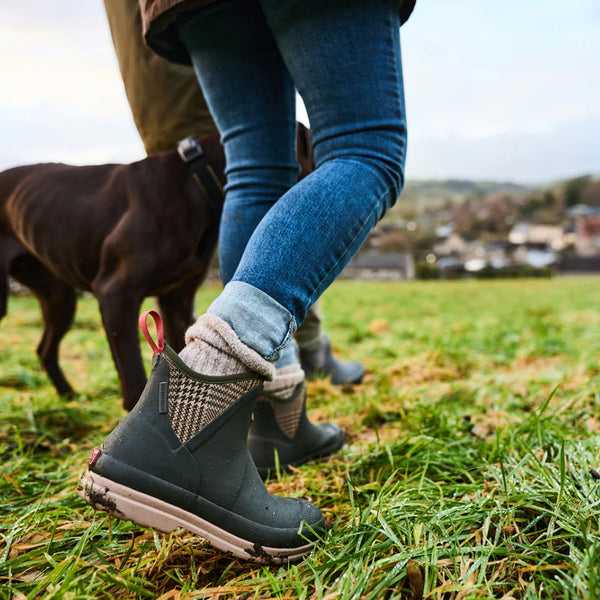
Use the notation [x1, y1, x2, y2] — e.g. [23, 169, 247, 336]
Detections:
[296, 122, 314, 181]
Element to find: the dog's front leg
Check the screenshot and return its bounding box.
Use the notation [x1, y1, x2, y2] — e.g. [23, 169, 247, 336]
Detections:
[94, 283, 146, 411]
[158, 275, 203, 352]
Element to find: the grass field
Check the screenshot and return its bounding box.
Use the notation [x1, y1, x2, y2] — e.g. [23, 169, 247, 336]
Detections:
[1, 277, 600, 599]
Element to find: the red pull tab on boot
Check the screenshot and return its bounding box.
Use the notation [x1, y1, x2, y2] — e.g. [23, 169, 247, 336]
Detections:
[139, 310, 165, 354]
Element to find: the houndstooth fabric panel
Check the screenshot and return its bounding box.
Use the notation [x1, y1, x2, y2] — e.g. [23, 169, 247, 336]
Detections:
[269, 390, 304, 440]
[166, 355, 261, 444]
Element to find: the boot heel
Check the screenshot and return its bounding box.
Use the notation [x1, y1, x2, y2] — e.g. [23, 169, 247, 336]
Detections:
[78, 471, 182, 533]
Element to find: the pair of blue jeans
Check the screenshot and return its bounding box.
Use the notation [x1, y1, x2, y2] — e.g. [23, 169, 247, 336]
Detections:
[178, 0, 407, 361]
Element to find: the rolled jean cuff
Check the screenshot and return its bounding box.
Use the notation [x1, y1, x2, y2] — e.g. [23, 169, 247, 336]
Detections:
[275, 340, 299, 369]
[207, 281, 297, 361]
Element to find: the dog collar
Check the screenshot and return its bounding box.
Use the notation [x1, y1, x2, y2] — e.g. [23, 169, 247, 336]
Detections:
[177, 135, 204, 164]
[177, 135, 224, 209]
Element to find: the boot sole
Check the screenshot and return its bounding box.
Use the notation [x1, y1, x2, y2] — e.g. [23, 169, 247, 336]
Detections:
[77, 470, 314, 564]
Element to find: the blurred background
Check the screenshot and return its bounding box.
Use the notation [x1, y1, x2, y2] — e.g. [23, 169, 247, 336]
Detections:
[1, 0, 599, 278]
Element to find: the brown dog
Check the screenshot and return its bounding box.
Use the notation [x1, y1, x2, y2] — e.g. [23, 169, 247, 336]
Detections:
[0, 124, 313, 410]
[0, 133, 226, 410]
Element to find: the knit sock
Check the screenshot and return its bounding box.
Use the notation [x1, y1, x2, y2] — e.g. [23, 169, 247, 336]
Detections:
[179, 314, 275, 380]
[261, 363, 306, 438]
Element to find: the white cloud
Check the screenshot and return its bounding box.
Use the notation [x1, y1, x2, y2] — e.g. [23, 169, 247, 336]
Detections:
[0, 0, 599, 181]
[402, 0, 600, 152]
[406, 116, 600, 183]
[0, 1, 145, 169]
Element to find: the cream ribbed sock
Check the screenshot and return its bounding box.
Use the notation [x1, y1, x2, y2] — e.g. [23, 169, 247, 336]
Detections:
[179, 314, 275, 380]
[261, 363, 306, 438]
[263, 363, 305, 398]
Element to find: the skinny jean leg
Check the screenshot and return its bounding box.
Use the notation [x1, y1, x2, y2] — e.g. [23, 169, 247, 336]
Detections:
[179, 2, 297, 287]
[179, 0, 406, 360]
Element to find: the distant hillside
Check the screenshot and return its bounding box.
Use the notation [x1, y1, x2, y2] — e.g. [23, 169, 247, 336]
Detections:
[385, 175, 599, 221]
[397, 179, 534, 213]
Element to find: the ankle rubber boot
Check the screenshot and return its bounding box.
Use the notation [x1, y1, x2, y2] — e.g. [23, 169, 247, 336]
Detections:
[248, 381, 345, 479]
[299, 336, 365, 385]
[78, 311, 324, 563]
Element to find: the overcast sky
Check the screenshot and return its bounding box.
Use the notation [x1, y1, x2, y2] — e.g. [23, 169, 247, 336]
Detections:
[1, 0, 598, 183]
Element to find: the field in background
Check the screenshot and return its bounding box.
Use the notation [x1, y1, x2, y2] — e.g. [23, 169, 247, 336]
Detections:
[1, 277, 600, 599]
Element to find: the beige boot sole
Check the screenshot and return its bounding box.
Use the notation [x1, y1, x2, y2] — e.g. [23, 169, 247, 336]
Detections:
[77, 470, 314, 564]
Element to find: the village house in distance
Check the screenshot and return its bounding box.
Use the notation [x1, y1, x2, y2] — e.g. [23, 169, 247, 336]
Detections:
[344, 175, 600, 279]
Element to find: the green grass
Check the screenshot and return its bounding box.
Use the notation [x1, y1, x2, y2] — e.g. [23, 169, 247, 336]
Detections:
[1, 277, 600, 599]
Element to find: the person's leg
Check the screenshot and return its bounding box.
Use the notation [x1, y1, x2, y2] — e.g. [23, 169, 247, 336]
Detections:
[181, 3, 296, 319]
[180, 0, 406, 359]
[180, 0, 406, 467]
[179, 0, 404, 473]
[296, 300, 366, 384]
[177, 1, 345, 475]
[105, 0, 348, 478]
[103, 0, 216, 154]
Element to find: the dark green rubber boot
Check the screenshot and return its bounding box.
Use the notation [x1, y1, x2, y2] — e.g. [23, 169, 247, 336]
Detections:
[78, 317, 324, 563]
[299, 336, 365, 385]
[248, 381, 345, 479]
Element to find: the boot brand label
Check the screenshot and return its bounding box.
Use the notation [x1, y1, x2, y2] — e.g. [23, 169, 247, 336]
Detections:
[159, 381, 168, 413]
[88, 448, 101, 466]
